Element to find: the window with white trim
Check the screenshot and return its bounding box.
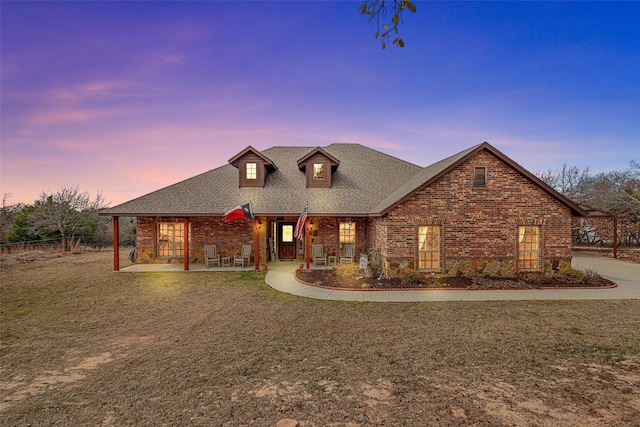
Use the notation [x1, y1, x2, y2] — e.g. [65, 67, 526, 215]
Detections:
[246, 162, 257, 180]
[518, 225, 540, 270]
[418, 225, 440, 270]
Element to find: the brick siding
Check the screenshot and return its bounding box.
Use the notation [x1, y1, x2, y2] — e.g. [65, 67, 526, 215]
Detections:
[369, 149, 573, 276]
[135, 217, 255, 264]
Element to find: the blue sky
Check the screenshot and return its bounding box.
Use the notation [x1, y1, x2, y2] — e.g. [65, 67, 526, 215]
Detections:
[2, 1, 638, 206]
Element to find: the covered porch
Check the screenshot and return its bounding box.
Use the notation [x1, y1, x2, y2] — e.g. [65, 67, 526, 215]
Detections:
[111, 214, 364, 272]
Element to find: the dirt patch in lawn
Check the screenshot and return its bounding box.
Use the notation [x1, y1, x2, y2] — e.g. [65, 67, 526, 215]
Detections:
[296, 269, 615, 290]
[1, 250, 639, 426]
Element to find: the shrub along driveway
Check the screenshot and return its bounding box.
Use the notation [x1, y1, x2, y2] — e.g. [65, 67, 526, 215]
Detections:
[1, 250, 639, 426]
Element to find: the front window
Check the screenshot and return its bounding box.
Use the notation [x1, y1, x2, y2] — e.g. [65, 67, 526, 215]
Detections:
[157, 223, 184, 257]
[246, 162, 257, 180]
[418, 225, 440, 270]
[339, 221, 356, 249]
[518, 226, 540, 270]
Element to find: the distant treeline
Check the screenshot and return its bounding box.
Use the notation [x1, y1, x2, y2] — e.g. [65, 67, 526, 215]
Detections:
[537, 161, 640, 246]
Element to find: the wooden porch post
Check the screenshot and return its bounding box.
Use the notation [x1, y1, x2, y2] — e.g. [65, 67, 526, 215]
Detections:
[254, 218, 260, 271]
[113, 216, 120, 271]
[305, 216, 310, 269]
[613, 215, 618, 259]
[183, 218, 189, 271]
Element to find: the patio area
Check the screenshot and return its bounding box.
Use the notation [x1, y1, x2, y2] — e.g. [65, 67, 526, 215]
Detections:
[118, 259, 334, 272]
[119, 263, 258, 272]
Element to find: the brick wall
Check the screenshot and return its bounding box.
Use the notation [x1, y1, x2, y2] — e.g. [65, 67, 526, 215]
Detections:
[370, 149, 574, 276]
[311, 217, 367, 257]
[135, 217, 255, 264]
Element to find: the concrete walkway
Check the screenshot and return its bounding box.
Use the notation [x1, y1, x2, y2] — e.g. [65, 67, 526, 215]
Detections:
[264, 254, 640, 302]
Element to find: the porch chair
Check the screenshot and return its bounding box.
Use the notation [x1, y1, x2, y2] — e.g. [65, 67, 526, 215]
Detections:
[234, 244, 252, 267]
[312, 244, 326, 266]
[340, 244, 355, 264]
[204, 245, 220, 268]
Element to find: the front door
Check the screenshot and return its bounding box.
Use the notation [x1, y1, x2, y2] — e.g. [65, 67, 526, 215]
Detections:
[279, 222, 296, 260]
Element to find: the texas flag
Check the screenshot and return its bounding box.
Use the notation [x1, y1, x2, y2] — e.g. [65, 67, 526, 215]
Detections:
[224, 202, 254, 222]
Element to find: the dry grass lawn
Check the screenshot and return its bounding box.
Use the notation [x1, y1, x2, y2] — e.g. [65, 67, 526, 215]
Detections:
[1, 250, 639, 426]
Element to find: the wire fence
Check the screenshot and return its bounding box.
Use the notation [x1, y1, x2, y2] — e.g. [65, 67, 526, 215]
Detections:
[0, 235, 136, 254]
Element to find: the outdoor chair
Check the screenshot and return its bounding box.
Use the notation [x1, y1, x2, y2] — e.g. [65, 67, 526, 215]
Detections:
[234, 244, 252, 267]
[340, 244, 355, 264]
[204, 245, 220, 268]
[312, 244, 326, 266]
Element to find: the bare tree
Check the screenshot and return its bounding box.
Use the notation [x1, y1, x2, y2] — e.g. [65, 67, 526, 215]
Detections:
[537, 163, 591, 202]
[537, 162, 640, 247]
[28, 186, 108, 251]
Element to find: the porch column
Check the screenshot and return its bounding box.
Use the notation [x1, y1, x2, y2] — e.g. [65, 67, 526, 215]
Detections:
[113, 216, 119, 271]
[613, 215, 618, 259]
[183, 218, 189, 271]
[254, 218, 260, 271]
[305, 216, 310, 269]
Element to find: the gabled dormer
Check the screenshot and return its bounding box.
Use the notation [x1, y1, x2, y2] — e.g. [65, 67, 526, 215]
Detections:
[297, 147, 340, 188]
[228, 146, 277, 188]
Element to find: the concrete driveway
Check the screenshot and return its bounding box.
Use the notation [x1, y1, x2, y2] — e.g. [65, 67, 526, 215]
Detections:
[571, 253, 640, 298]
[265, 254, 639, 302]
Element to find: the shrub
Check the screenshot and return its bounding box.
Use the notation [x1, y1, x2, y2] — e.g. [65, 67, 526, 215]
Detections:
[555, 268, 584, 283]
[335, 262, 360, 279]
[368, 246, 383, 278]
[400, 268, 422, 286]
[582, 268, 600, 283]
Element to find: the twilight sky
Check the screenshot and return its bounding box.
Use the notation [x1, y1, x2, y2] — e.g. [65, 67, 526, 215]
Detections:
[2, 1, 638, 207]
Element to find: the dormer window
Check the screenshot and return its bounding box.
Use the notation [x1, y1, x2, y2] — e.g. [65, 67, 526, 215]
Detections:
[313, 163, 324, 180]
[297, 147, 340, 188]
[228, 146, 277, 188]
[246, 162, 257, 180]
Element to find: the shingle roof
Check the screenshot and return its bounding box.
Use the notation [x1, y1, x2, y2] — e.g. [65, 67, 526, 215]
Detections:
[371, 143, 483, 215]
[102, 143, 422, 217]
[101, 142, 587, 217]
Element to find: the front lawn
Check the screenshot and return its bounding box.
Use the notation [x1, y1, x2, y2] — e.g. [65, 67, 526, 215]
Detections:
[1, 250, 639, 426]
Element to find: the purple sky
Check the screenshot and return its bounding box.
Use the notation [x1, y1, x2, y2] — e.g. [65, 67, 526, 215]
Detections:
[2, 1, 639, 207]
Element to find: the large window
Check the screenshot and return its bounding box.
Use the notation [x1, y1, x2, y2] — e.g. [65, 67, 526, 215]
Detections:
[246, 162, 257, 180]
[339, 221, 356, 249]
[157, 223, 185, 257]
[518, 226, 540, 270]
[418, 225, 440, 270]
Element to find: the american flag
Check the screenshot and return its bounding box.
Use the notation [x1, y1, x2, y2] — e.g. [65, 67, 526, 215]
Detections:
[294, 205, 308, 241]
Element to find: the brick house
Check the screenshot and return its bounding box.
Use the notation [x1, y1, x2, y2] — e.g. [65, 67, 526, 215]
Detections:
[103, 142, 587, 275]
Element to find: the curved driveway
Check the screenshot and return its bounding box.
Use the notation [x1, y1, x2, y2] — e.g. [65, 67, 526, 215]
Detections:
[264, 254, 640, 302]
